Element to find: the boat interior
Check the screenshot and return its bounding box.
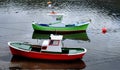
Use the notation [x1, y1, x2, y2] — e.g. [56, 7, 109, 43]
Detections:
[10, 43, 85, 54]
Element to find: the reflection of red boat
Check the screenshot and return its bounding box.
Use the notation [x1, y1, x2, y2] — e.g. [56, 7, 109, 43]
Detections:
[8, 34, 87, 60]
[10, 56, 86, 69]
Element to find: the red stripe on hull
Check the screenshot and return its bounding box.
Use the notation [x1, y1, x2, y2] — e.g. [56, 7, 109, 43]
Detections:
[9, 46, 85, 60]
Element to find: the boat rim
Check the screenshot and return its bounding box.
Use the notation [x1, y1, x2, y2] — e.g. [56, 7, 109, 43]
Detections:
[8, 41, 87, 55]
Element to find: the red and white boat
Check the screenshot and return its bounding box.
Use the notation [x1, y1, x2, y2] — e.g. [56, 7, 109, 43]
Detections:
[8, 34, 87, 60]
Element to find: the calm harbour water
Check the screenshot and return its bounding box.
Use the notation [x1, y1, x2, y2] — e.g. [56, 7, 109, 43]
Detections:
[0, 0, 120, 70]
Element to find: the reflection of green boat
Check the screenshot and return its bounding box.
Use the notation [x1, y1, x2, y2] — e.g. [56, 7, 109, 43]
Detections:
[32, 31, 90, 41]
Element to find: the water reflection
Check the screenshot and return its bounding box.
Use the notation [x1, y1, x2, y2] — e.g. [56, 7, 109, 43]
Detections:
[0, 0, 119, 30]
[0, 0, 120, 10]
[0, 0, 120, 16]
[32, 31, 90, 41]
[0, 0, 120, 70]
[9, 56, 86, 69]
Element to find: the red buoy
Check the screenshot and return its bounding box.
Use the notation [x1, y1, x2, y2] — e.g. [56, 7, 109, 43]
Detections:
[102, 27, 107, 34]
[50, 11, 57, 14]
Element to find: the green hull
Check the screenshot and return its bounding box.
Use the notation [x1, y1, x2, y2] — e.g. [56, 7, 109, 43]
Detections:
[32, 23, 89, 33]
[32, 31, 90, 41]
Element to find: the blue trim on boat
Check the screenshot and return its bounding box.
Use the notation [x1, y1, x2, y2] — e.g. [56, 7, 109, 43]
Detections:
[39, 24, 49, 26]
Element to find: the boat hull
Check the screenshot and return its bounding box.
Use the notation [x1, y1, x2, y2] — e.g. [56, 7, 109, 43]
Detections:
[8, 41, 86, 61]
[32, 23, 89, 34]
[9, 47, 85, 60]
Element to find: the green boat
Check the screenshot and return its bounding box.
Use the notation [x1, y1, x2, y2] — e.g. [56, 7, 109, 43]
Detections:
[32, 21, 90, 33]
[32, 31, 90, 41]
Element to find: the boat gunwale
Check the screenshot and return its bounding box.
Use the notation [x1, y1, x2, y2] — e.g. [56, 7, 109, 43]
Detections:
[32, 22, 89, 28]
[8, 41, 87, 55]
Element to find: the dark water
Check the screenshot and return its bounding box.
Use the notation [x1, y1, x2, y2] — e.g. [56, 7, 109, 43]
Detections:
[0, 0, 120, 69]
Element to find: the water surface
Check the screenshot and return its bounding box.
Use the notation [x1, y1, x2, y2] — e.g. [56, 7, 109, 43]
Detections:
[0, 0, 120, 70]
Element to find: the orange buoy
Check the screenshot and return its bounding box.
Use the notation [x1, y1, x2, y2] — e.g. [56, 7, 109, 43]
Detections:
[102, 27, 107, 34]
[47, 1, 52, 5]
[50, 11, 57, 14]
